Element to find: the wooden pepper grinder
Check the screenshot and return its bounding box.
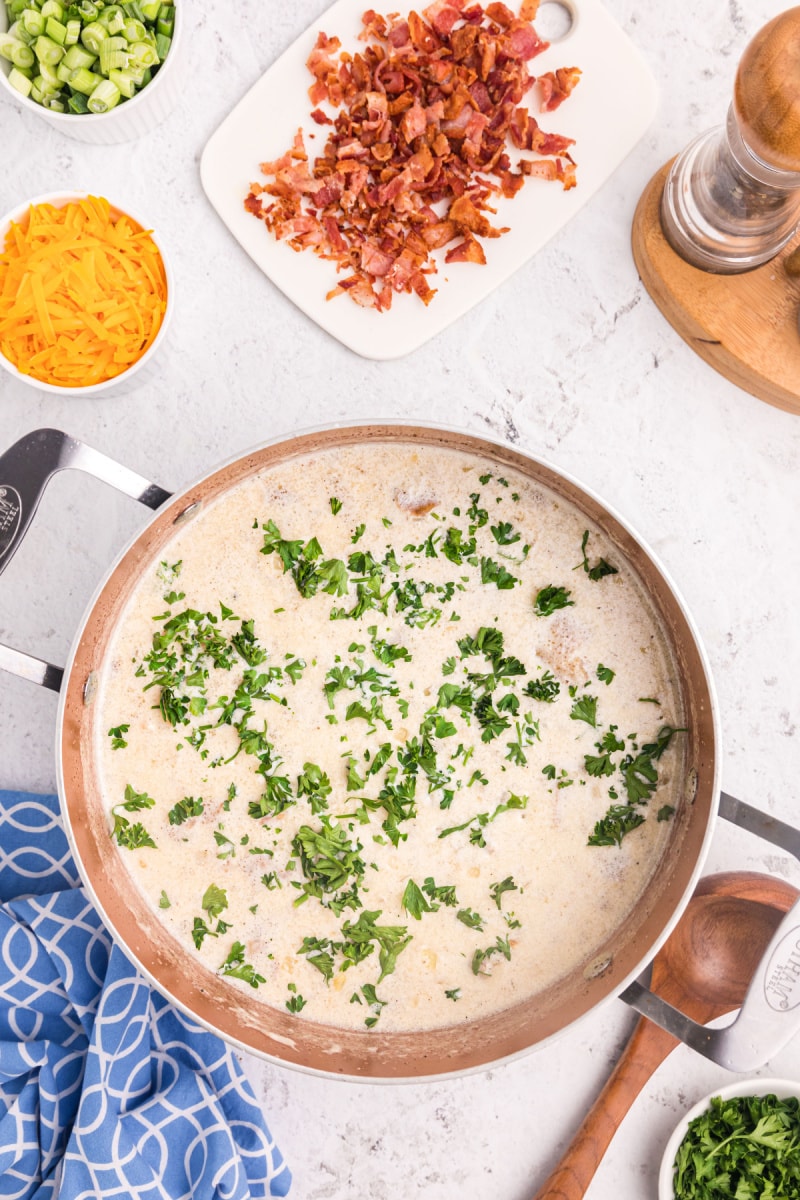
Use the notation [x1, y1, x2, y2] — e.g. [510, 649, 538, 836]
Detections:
[631, 7, 800, 414]
[661, 7, 800, 272]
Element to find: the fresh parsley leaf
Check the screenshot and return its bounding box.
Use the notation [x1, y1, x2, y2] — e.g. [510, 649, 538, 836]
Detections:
[202, 884, 228, 920]
[402, 878, 437, 919]
[219, 941, 265, 989]
[523, 671, 560, 702]
[489, 876, 518, 910]
[168, 794, 204, 825]
[576, 530, 619, 581]
[570, 694, 598, 727]
[490, 521, 521, 547]
[587, 804, 645, 847]
[480, 557, 518, 590]
[534, 585, 574, 616]
[107, 723, 129, 749]
[422, 877, 458, 907]
[472, 935, 511, 975]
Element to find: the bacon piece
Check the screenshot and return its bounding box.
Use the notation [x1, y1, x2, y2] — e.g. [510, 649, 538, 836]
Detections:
[445, 235, 487, 264]
[245, 0, 580, 309]
[538, 66, 582, 111]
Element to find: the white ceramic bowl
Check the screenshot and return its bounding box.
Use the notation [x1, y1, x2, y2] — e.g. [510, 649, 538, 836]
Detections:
[658, 1077, 800, 1199]
[0, 3, 185, 144]
[0, 190, 173, 397]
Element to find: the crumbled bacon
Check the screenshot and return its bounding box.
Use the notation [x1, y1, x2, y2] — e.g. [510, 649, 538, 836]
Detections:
[245, 2, 580, 311]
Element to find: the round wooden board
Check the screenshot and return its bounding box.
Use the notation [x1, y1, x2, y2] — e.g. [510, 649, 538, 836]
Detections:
[631, 160, 800, 416]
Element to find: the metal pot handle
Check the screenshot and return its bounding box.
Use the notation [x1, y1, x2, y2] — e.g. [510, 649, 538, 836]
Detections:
[0, 428, 171, 692]
[621, 791, 800, 1071]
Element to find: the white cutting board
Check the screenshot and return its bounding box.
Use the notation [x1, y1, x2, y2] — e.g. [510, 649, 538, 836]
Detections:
[200, 0, 658, 360]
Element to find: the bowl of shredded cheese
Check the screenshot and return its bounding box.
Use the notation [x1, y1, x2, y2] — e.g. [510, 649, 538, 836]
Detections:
[0, 0, 184, 144]
[0, 191, 172, 396]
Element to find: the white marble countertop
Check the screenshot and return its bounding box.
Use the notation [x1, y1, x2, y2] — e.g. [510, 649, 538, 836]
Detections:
[2, 0, 800, 1196]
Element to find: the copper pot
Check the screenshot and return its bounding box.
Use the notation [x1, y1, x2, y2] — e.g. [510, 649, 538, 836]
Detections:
[2, 424, 798, 1080]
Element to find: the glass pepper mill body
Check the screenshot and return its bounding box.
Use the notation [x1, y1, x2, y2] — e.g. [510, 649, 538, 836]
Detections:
[661, 7, 800, 273]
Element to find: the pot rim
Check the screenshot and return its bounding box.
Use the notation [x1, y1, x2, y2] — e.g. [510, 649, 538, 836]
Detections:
[54, 418, 722, 1083]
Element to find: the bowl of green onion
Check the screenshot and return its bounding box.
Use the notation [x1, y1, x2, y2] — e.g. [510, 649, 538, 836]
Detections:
[0, 0, 183, 143]
[658, 1078, 800, 1200]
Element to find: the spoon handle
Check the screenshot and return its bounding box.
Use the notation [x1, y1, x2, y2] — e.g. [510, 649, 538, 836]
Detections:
[531, 1018, 678, 1200]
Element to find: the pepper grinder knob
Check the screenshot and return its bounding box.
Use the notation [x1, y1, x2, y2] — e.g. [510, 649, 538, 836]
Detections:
[661, 6, 800, 272]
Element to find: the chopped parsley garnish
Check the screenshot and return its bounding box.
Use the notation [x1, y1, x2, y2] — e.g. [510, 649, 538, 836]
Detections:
[168, 794, 204, 825]
[219, 941, 265, 989]
[296, 762, 332, 813]
[534, 585, 574, 616]
[576, 530, 619, 581]
[472, 935, 512, 975]
[286, 983, 307, 1012]
[111, 785, 156, 849]
[672, 1091, 800, 1200]
[401, 878, 437, 919]
[292, 818, 366, 913]
[490, 521, 520, 547]
[457, 907, 484, 930]
[489, 876, 518, 909]
[523, 670, 560, 702]
[107, 723, 129, 749]
[570, 694, 598, 727]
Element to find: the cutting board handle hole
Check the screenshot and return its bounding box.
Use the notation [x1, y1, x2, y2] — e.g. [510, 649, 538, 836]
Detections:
[536, 0, 575, 42]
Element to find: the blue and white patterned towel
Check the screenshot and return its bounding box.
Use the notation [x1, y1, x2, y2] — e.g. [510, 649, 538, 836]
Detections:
[0, 789, 291, 1200]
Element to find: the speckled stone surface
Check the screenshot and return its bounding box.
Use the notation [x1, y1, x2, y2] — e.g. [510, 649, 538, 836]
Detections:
[2, 1, 800, 1196]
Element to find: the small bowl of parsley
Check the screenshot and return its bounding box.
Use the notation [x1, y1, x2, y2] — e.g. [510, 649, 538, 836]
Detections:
[659, 1079, 800, 1200]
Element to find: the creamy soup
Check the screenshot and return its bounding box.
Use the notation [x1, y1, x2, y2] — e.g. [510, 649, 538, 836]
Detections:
[95, 441, 686, 1033]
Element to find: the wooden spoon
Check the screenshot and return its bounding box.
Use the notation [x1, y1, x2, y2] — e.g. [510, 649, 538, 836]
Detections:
[532, 871, 800, 1200]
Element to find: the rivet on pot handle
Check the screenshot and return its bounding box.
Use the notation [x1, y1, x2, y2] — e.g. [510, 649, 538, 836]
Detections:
[0, 428, 172, 692]
[621, 792, 800, 1071]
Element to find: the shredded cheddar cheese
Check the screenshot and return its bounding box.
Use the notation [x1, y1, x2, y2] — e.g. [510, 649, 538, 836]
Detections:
[0, 195, 167, 388]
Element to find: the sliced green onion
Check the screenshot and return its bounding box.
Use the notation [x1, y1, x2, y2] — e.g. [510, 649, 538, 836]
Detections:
[80, 22, 107, 54]
[97, 5, 125, 34]
[45, 16, 68, 45]
[68, 65, 103, 93]
[37, 60, 61, 89]
[5, 0, 172, 113]
[99, 43, 130, 72]
[33, 34, 64, 65]
[11, 41, 35, 68]
[8, 65, 33, 95]
[121, 17, 146, 41]
[40, 0, 65, 20]
[62, 43, 96, 70]
[156, 6, 173, 37]
[21, 8, 46, 37]
[108, 65, 137, 97]
[87, 77, 120, 111]
[128, 38, 157, 65]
